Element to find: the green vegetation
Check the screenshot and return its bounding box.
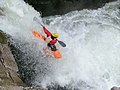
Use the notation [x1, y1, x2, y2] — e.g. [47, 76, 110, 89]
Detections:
[0, 30, 7, 44]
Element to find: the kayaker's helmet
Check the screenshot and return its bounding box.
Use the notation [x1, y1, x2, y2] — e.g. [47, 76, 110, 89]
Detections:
[52, 33, 59, 38]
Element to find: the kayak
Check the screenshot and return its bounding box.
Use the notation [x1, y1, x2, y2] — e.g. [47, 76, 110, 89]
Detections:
[32, 30, 62, 59]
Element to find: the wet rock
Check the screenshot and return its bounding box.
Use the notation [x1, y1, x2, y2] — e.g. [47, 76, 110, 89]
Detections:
[0, 86, 48, 90]
[24, 0, 117, 16]
[0, 43, 24, 86]
[23, 87, 48, 90]
[111, 87, 120, 90]
[0, 31, 7, 44]
[0, 31, 48, 90]
[0, 31, 23, 88]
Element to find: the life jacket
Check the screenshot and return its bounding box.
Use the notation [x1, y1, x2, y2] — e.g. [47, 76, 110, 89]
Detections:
[43, 26, 58, 44]
[49, 39, 58, 44]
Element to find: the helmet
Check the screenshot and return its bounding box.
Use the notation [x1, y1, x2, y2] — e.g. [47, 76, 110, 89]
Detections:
[52, 33, 59, 38]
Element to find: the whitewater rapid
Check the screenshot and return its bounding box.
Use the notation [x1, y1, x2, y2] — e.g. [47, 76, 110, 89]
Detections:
[1, 0, 120, 90]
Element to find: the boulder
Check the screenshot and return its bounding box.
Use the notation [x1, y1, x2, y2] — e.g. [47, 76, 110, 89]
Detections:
[111, 87, 120, 90]
[24, 0, 117, 16]
[0, 31, 48, 90]
[0, 31, 24, 87]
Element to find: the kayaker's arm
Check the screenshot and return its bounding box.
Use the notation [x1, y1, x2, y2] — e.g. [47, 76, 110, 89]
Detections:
[43, 26, 52, 37]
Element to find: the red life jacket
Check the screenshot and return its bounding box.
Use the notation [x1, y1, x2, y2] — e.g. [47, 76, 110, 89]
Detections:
[43, 26, 58, 44]
[49, 39, 58, 44]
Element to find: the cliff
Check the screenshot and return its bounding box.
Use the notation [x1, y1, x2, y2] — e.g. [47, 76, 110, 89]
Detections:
[0, 31, 24, 89]
[24, 0, 117, 16]
[0, 31, 47, 90]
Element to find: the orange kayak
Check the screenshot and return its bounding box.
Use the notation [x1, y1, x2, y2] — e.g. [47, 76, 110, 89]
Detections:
[32, 30, 62, 59]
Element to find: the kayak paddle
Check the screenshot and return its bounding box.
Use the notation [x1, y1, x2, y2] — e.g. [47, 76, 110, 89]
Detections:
[33, 16, 66, 47]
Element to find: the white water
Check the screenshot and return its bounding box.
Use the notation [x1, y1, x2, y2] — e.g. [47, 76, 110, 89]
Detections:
[1, 0, 120, 90]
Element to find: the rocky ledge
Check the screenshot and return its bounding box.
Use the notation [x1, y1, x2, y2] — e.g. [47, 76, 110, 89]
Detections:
[0, 31, 47, 90]
[111, 87, 120, 90]
[24, 0, 117, 16]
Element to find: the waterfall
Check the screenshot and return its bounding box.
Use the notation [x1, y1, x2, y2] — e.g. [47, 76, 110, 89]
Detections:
[0, 0, 120, 90]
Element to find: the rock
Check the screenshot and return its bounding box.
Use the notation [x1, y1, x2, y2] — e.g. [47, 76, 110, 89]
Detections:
[0, 31, 7, 44]
[0, 86, 48, 90]
[111, 87, 120, 90]
[23, 87, 48, 90]
[0, 31, 48, 90]
[0, 31, 23, 88]
[0, 31, 24, 87]
[0, 43, 24, 86]
[24, 0, 117, 16]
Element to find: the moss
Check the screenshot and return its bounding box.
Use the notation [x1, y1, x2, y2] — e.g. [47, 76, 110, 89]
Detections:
[0, 30, 7, 44]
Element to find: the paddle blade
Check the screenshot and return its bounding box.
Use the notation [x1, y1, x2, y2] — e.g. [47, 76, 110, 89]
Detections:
[32, 30, 45, 41]
[33, 17, 44, 26]
[58, 40, 66, 47]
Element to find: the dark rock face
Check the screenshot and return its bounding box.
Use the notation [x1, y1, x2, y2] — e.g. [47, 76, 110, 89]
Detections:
[24, 0, 116, 16]
[10, 44, 37, 86]
[111, 87, 120, 90]
[0, 31, 24, 88]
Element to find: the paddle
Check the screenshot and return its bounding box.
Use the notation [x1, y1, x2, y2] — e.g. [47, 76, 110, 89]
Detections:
[58, 40, 66, 47]
[33, 16, 66, 47]
[33, 17, 44, 27]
